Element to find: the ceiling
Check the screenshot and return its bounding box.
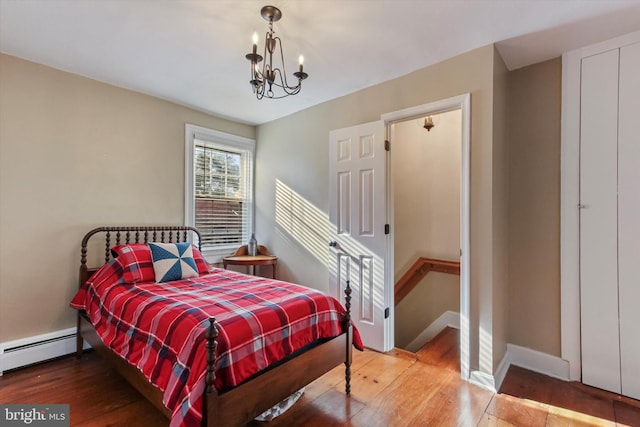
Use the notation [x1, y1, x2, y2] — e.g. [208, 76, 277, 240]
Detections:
[2, 0, 640, 125]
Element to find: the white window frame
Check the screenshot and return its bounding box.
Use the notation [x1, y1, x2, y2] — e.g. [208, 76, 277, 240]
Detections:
[185, 124, 255, 262]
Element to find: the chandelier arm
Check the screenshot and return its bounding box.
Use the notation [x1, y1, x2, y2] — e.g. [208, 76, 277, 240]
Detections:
[266, 68, 302, 95]
[274, 36, 307, 90]
[274, 36, 294, 89]
[259, 30, 270, 82]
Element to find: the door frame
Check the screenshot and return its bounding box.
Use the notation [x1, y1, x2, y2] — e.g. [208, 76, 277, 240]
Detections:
[381, 93, 471, 380]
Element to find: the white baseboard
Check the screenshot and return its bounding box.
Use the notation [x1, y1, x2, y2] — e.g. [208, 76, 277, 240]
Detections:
[402, 311, 571, 392]
[0, 328, 90, 375]
[405, 310, 460, 353]
[494, 343, 571, 391]
[494, 347, 511, 390]
[469, 370, 497, 392]
[470, 344, 569, 392]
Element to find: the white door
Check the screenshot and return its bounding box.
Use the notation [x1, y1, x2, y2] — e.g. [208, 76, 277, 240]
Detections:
[579, 48, 621, 394]
[329, 121, 389, 352]
[618, 41, 640, 400]
[580, 41, 640, 400]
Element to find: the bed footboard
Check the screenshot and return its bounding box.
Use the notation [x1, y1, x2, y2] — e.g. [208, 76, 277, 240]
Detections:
[203, 269, 354, 426]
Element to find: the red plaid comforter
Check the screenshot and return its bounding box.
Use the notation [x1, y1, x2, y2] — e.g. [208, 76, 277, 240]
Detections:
[71, 258, 362, 427]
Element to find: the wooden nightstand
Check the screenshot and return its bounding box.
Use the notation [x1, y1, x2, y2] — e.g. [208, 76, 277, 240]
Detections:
[222, 244, 277, 278]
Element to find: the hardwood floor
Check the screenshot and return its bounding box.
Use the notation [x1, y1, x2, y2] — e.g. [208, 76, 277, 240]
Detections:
[1, 328, 638, 426]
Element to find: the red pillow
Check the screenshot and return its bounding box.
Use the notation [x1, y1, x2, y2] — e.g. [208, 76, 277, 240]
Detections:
[111, 243, 155, 283]
[191, 245, 212, 274]
[111, 243, 210, 283]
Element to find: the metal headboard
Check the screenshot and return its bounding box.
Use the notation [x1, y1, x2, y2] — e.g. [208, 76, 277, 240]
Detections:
[79, 225, 202, 288]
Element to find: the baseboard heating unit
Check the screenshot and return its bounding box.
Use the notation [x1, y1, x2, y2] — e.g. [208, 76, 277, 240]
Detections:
[0, 328, 89, 375]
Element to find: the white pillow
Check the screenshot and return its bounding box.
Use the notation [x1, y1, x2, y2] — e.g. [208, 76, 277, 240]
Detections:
[148, 242, 199, 283]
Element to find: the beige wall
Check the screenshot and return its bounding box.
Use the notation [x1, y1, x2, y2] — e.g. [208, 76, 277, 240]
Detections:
[392, 111, 461, 349]
[256, 44, 505, 376]
[507, 58, 562, 357]
[490, 46, 510, 371]
[0, 53, 255, 343]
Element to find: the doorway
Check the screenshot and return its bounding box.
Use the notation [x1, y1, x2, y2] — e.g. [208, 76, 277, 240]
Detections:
[328, 94, 471, 378]
[382, 93, 471, 379]
[391, 109, 461, 358]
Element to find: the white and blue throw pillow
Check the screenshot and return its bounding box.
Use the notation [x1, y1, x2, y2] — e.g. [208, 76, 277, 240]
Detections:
[148, 242, 199, 283]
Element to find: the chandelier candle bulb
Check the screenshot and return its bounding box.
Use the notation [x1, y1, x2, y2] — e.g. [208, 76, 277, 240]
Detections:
[252, 32, 258, 54]
[299, 55, 304, 73]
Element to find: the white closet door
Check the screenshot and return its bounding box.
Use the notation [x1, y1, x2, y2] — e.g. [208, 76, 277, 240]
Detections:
[618, 41, 640, 400]
[579, 49, 621, 394]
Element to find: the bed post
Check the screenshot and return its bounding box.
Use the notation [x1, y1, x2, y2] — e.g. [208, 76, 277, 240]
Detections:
[344, 278, 353, 395]
[204, 317, 219, 424]
[76, 237, 90, 358]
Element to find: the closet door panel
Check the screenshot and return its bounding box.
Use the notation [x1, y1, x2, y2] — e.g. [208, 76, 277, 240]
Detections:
[618, 41, 640, 400]
[579, 49, 621, 394]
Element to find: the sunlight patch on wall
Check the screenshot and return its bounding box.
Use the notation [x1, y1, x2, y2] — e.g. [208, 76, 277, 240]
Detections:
[274, 178, 386, 318]
[274, 179, 330, 267]
[480, 325, 493, 374]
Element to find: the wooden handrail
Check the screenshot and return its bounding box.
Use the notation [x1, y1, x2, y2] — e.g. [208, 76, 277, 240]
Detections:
[395, 257, 460, 305]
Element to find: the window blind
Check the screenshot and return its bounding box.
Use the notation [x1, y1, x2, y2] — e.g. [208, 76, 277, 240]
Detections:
[193, 142, 253, 249]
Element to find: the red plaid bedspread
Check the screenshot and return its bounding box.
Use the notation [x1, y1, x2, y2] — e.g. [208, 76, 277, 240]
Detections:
[71, 258, 362, 427]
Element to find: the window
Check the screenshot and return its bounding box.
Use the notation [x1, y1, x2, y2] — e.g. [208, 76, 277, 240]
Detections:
[185, 124, 255, 258]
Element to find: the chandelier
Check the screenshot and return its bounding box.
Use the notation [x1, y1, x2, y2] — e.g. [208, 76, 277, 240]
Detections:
[245, 5, 308, 99]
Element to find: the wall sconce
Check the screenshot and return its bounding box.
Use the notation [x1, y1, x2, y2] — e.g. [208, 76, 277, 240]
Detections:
[423, 116, 435, 132]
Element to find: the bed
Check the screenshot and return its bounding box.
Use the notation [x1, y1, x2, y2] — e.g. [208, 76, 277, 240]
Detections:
[71, 226, 360, 427]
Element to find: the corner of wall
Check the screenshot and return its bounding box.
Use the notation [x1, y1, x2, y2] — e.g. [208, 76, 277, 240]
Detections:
[494, 343, 570, 391]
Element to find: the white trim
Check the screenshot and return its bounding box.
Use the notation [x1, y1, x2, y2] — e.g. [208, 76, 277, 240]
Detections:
[0, 328, 90, 375]
[560, 46, 582, 382]
[493, 344, 571, 392]
[560, 30, 640, 383]
[469, 370, 496, 392]
[459, 93, 471, 383]
[381, 92, 471, 381]
[384, 121, 395, 353]
[494, 349, 511, 390]
[184, 124, 256, 263]
[405, 311, 460, 353]
[507, 344, 570, 381]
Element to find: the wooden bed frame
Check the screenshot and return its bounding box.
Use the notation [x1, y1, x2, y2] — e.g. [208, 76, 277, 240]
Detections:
[76, 226, 353, 426]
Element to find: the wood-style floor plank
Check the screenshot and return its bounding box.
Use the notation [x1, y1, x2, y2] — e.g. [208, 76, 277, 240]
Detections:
[2, 329, 640, 426]
[347, 362, 451, 426]
[0, 353, 167, 426]
[484, 392, 549, 427]
[498, 365, 640, 427]
[415, 326, 460, 372]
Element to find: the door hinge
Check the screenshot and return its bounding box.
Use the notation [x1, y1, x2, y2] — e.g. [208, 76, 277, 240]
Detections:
[384, 307, 390, 319]
[384, 224, 390, 234]
[384, 140, 390, 151]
